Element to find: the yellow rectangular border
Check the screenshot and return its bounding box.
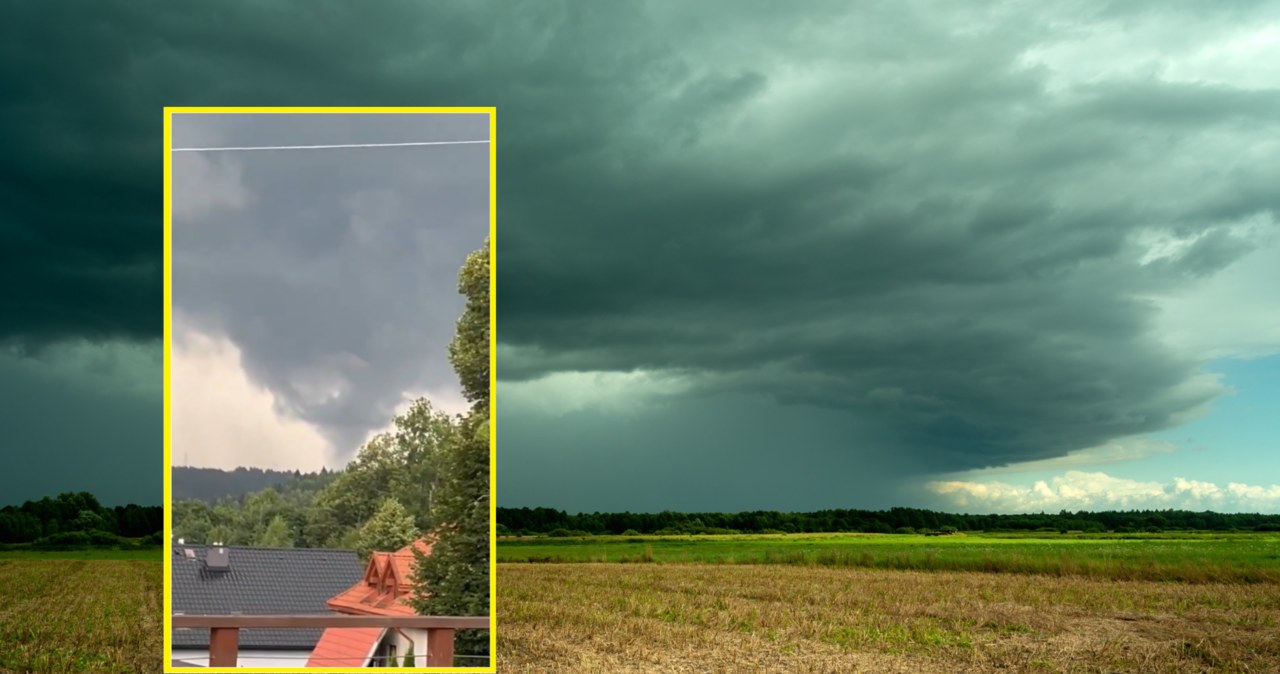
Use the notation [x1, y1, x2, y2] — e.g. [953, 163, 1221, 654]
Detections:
[163, 107, 497, 673]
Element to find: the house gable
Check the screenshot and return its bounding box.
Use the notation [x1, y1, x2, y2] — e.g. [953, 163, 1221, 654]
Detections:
[325, 538, 433, 618]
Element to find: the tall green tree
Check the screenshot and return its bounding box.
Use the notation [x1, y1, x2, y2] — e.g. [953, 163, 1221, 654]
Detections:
[447, 239, 489, 410]
[72, 510, 106, 532]
[410, 240, 491, 661]
[391, 399, 454, 531]
[206, 525, 235, 546]
[211, 503, 250, 545]
[243, 489, 286, 542]
[258, 515, 294, 547]
[305, 434, 403, 547]
[355, 497, 418, 560]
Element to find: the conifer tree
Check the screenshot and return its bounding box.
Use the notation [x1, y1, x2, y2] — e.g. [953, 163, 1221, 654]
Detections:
[355, 497, 417, 560]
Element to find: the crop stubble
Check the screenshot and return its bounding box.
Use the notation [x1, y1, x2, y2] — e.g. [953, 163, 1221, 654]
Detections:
[0, 559, 160, 674]
[498, 563, 1280, 673]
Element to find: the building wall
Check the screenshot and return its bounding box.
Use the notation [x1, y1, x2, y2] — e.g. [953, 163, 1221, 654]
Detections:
[171, 649, 314, 668]
[382, 627, 430, 666]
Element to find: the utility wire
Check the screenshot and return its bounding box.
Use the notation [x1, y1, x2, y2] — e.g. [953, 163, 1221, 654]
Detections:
[171, 139, 490, 152]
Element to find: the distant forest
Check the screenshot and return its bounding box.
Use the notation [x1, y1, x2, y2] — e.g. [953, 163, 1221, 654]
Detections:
[0, 491, 162, 547]
[172, 465, 330, 503]
[497, 506, 1280, 535]
[170, 399, 459, 556]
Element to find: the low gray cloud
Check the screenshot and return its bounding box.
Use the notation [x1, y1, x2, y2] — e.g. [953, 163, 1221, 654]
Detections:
[171, 113, 488, 459]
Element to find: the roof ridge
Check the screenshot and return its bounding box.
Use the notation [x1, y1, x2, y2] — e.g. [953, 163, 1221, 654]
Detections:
[174, 544, 359, 553]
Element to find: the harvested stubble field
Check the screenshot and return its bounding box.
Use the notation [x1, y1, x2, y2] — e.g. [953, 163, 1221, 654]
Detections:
[497, 533, 1280, 673]
[498, 563, 1280, 673]
[0, 556, 160, 674]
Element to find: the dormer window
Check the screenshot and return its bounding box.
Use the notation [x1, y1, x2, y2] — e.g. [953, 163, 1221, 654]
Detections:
[363, 554, 385, 588]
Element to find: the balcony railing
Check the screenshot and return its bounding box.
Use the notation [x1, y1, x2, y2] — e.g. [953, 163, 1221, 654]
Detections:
[171, 614, 491, 668]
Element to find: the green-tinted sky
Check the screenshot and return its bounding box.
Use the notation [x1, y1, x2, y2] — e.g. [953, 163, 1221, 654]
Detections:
[2, 1, 1277, 511]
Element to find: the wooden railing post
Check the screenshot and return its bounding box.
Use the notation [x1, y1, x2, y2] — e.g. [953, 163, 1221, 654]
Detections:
[425, 627, 455, 667]
[208, 627, 239, 667]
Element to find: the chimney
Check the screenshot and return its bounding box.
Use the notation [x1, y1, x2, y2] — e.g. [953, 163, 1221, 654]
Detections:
[204, 546, 230, 572]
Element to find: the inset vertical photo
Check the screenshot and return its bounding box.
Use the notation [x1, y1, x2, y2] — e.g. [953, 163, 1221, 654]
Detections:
[163, 108, 494, 672]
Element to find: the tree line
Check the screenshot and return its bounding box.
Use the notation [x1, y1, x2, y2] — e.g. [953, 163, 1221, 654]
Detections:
[171, 465, 319, 503]
[497, 505, 1280, 535]
[0, 491, 162, 545]
[171, 399, 454, 556]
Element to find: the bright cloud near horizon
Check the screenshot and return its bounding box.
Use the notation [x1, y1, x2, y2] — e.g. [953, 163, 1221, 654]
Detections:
[928, 472, 1280, 514]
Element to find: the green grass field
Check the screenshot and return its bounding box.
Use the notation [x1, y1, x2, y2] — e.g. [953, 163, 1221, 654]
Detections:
[499, 531, 1280, 583]
[0, 548, 161, 561]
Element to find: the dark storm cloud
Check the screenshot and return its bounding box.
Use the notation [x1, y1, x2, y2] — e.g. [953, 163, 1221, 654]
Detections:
[4, 0, 1278, 506]
[484, 2, 1280, 483]
[171, 113, 488, 453]
[0, 342, 160, 505]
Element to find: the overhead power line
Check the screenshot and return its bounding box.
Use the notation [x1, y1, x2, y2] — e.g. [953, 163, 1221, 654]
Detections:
[171, 139, 490, 152]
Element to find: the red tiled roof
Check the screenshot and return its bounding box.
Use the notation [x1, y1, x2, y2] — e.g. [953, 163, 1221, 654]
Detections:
[392, 538, 432, 583]
[326, 581, 417, 616]
[305, 626, 384, 668]
[325, 539, 434, 617]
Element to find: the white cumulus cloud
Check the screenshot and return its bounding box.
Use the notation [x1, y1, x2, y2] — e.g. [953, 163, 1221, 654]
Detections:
[927, 470, 1280, 513]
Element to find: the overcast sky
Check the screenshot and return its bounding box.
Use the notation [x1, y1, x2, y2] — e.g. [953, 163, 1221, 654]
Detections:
[170, 113, 488, 471]
[3, 0, 1276, 511]
[492, 1, 1280, 513]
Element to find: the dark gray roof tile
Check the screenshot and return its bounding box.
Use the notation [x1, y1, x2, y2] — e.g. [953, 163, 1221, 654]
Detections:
[171, 545, 362, 650]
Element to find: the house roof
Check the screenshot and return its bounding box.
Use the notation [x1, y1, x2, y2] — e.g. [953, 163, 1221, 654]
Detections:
[171, 544, 362, 650]
[305, 627, 385, 668]
[392, 538, 433, 581]
[327, 539, 432, 617]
